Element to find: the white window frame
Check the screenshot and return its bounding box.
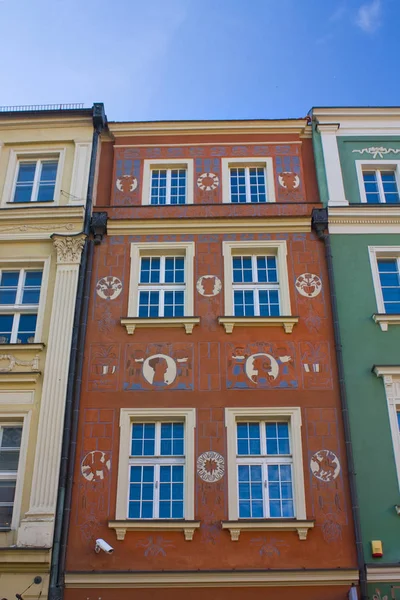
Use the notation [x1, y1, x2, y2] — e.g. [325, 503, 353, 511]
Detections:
[356, 160, 400, 204]
[0, 258, 50, 344]
[0, 411, 31, 530]
[116, 408, 196, 521]
[128, 242, 195, 318]
[374, 367, 400, 490]
[221, 157, 276, 204]
[128, 420, 185, 519]
[225, 407, 306, 522]
[142, 159, 194, 206]
[232, 254, 280, 317]
[222, 241, 291, 316]
[368, 246, 400, 314]
[138, 256, 185, 318]
[2, 148, 66, 206]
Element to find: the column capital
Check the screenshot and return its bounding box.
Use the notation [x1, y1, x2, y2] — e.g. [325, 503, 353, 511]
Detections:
[52, 233, 86, 265]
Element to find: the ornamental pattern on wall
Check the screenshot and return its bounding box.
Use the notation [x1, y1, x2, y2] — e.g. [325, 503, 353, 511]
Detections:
[197, 451, 225, 482]
[295, 273, 322, 298]
[196, 275, 222, 297]
[352, 147, 400, 159]
[96, 276, 123, 300]
[310, 450, 341, 483]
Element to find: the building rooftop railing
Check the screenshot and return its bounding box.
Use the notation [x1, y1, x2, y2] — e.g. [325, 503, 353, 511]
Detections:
[0, 103, 85, 112]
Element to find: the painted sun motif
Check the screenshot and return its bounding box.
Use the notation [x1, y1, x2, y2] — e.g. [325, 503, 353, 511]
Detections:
[197, 451, 225, 482]
[116, 174, 138, 193]
[81, 451, 111, 482]
[197, 172, 219, 191]
[295, 273, 322, 298]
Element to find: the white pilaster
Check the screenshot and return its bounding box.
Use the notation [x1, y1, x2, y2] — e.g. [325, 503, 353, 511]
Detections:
[317, 124, 348, 206]
[18, 234, 86, 548]
[69, 140, 92, 203]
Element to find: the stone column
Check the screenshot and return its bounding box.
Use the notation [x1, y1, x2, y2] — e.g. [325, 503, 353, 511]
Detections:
[317, 123, 348, 206]
[18, 234, 86, 547]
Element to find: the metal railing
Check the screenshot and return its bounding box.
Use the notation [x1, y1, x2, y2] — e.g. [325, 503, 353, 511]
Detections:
[0, 103, 85, 112]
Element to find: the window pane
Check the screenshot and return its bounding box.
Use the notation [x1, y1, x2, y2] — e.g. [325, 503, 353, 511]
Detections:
[1, 426, 22, 449]
[165, 257, 185, 284]
[14, 163, 36, 203]
[0, 315, 13, 343]
[0, 271, 19, 305]
[150, 170, 167, 205]
[161, 422, 184, 456]
[382, 172, 399, 204]
[138, 291, 160, 318]
[159, 465, 184, 518]
[363, 171, 380, 204]
[378, 259, 400, 314]
[128, 465, 154, 519]
[249, 167, 267, 203]
[258, 289, 280, 317]
[170, 169, 187, 205]
[230, 168, 247, 203]
[238, 464, 263, 518]
[22, 271, 42, 304]
[0, 481, 16, 528]
[17, 314, 37, 344]
[266, 422, 290, 455]
[131, 423, 155, 456]
[267, 464, 294, 518]
[236, 422, 261, 455]
[164, 291, 185, 317]
[140, 257, 160, 284]
[0, 449, 20, 471]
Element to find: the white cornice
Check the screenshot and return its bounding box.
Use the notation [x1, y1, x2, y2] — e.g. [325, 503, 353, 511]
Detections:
[367, 566, 400, 582]
[65, 569, 359, 588]
[0, 206, 85, 240]
[109, 119, 309, 137]
[107, 217, 311, 236]
[328, 206, 400, 233]
[373, 365, 400, 378]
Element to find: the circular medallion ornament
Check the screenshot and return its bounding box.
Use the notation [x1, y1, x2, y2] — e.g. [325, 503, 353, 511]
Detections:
[196, 275, 222, 297]
[197, 172, 219, 191]
[96, 276, 123, 300]
[81, 451, 111, 482]
[278, 172, 300, 190]
[295, 273, 322, 298]
[197, 451, 225, 482]
[310, 450, 340, 482]
[116, 175, 138, 193]
[245, 352, 279, 384]
[142, 353, 177, 387]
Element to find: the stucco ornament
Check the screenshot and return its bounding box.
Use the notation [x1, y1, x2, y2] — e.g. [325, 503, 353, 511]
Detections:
[295, 273, 322, 298]
[245, 353, 280, 383]
[0, 354, 39, 372]
[52, 234, 86, 264]
[278, 172, 300, 190]
[196, 275, 222, 297]
[197, 172, 219, 191]
[353, 147, 400, 159]
[81, 450, 111, 482]
[96, 276, 123, 300]
[142, 353, 177, 386]
[197, 451, 225, 482]
[310, 450, 340, 482]
[116, 174, 138, 193]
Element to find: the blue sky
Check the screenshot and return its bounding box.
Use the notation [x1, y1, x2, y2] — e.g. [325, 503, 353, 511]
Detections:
[0, 0, 399, 121]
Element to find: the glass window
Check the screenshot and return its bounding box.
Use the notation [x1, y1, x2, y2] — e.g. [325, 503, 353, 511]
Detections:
[236, 421, 294, 519]
[230, 166, 267, 203]
[363, 170, 399, 204]
[0, 269, 42, 343]
[128, 421, 185, 519]
[138, 256, 185, 318]
[378, 258, 400, 314]
[232, 255, 280, 317]
[150, 169, 187, 205]
[0, 425, 22, 529]
[13, 159, 58, 203]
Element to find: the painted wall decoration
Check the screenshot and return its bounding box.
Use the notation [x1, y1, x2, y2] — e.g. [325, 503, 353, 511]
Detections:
[251, 536, 288, 558]
[197, 451, 225, 482]
[278, 172, 300, 191]
[81, 450, 111, 482]
[116, 174, 138, 193]
[295, 273, 322, 298]
[124, 343, 194, 391]
[136, 536, 174, 558]
[96, 276, 123, 300]
[300, 342, 332, 390]
[352, 147, 400, 159]
[197, 172, 219, 191]
[226, 342, 297, 389]
[88, 344, 120, 391]
[196, 275, 222, 297]
[310, 450, 341, 483]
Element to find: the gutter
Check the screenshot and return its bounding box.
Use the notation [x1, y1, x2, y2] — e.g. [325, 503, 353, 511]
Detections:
[312, 207, 368, 600]
[48, 103, 108, 600]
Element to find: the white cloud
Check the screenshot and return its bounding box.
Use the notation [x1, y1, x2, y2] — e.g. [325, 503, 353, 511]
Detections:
[356, 0, 382, 33]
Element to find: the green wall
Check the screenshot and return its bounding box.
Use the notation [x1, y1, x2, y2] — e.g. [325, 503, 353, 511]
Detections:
[331, 233, 400, 563]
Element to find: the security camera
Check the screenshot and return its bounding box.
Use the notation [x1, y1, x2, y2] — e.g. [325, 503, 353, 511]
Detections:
[95, 538, 114, 554]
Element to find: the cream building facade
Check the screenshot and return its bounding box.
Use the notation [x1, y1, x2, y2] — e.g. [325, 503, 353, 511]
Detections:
[0, 105, 103, 599]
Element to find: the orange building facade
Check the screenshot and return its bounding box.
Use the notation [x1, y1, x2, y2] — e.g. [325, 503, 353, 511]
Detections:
[63, 119, 358, 599]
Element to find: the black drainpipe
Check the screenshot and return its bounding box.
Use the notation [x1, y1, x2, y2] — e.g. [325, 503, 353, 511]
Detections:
[48, 103, 107, 600]
[312, 207, 368, 600]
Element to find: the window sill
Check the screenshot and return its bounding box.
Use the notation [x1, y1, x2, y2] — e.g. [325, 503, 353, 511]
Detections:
[221, 519, 314, 541]
[121, 317, 200, 335]
[108, 520, 201, 541]
[6, 200, 56, 205]
[372, 313, 400, 331]
[218, 316, 299, 334]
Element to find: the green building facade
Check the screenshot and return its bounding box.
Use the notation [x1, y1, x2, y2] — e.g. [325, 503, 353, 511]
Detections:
[312, 108, 400, 600]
